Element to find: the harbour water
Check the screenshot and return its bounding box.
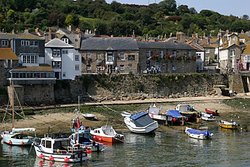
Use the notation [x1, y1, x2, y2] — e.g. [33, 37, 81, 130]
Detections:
[0, 125, 249, 167]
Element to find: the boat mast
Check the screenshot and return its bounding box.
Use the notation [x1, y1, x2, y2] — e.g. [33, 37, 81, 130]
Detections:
[9, 78, 15, 129]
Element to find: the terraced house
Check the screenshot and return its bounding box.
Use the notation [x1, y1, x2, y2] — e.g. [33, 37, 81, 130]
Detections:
[80, 37, 139, 74]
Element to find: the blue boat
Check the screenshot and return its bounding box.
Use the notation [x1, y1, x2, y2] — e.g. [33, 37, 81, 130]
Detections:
[185, 127, 213, 140]
[166, 110, 186, 125]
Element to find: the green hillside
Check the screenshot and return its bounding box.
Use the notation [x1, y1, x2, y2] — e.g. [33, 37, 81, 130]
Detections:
[0, 0, 250, 37]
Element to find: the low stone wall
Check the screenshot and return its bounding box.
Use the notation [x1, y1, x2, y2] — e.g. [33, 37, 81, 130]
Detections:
[54, 73, 228, 104]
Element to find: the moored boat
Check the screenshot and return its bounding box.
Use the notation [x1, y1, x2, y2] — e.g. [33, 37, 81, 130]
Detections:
[205, 108, 219, 116]
[122, 111, 159, 134]
[147, 104, 166, 124]
[82, 113, 98, 121]
[2, 128, 36, 146]
[219, 120, 238, 129]
[70, 128, 105, 152]
[185, 127, 213, 140]
[201, 112, 216, 121]
[90, 125, 124, 143]
[166, 110, 186, 125]
[33, 134, 88, 163]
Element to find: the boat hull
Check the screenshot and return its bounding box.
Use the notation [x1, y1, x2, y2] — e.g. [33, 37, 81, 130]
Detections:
[2, 134, 32, 146]
[34, 145, 88, 163]
[185, 127, 212, 140]
[92, 135, 122, 143]
[219, 124, 238, 129]
[124, 117, 158, 134]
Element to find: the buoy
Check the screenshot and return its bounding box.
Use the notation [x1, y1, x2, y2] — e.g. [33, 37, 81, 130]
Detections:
[49, 155, 54, 161]
[39, 153, 45, 159]
[8, 140, 12, 145]
[64, 157, 70, 163]
[86, 149, 92, 154]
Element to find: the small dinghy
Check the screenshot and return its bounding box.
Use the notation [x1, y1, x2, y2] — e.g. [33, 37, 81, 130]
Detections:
[185, 127, 213, 140]
[201, 112, 216, 121]
[82, 113, 98, 121]
[219, 120, 238, 129]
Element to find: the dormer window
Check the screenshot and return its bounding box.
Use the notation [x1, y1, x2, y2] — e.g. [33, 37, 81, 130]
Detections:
[62, 38, 69, 44]
[52, 49, 61, 57]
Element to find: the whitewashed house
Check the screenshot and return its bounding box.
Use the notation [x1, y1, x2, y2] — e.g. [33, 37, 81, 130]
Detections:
[45, 38, 81, 80]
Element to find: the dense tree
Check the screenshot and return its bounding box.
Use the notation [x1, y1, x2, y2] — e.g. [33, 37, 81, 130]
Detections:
[0, 0, 250, 37]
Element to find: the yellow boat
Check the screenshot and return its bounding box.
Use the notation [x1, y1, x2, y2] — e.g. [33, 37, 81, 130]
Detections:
[219, 120, 238, 129]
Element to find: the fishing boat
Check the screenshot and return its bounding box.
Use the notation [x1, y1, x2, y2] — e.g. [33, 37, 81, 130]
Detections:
[205, 108, 219, 116]
[185, 127, 213, 140]
[201, 112, 216, 121]
[2, 82, 36, 146]
[219, 120, 238, 129]
[33, 134, 88, 163]
[82, 113, 98, 121]
[70, 128, 105, 152]
[90, 125, 124, 143]
[122, 111, 159, 134]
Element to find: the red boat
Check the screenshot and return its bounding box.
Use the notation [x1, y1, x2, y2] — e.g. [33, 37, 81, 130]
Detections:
[205, 108, 219, 116]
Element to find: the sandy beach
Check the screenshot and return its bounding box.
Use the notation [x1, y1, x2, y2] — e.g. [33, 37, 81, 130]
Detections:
[1, 94, 249, 136]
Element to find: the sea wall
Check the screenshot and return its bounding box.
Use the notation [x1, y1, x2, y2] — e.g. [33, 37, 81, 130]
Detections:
[54, 73, 228, 104]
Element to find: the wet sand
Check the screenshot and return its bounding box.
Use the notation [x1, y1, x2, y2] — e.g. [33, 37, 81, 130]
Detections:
[0, 95, 248, 136]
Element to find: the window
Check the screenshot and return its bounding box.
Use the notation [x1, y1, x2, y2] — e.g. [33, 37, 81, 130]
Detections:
[62, 49, 68, 55]
[107, 52, 113, 62]
[230, 50, 235, 57]
[75, 64, 79, 71]
[160, 51, 164, 59]
[30, 41, 38, 47]
[128, 55, 135, 61]
[75, 55, 79, 61]
[45, 141, 51, 148]
[146, 51, 151, 59]
[63, 72, 66, 77]
[120, 65, 124, 71]
[1, 40, 8, 46]
[119, 52, 125, 60]
[22, 54, 37, 64]
[21, 40, 30, 46]
[53, 49, 61, 57]
[62, 38, 69, 44]
[206, 49, 210, 53]
[52, 61, 61, 68]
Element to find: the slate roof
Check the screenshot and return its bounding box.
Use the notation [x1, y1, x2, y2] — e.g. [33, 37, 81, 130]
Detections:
[0, 48, 18, 60]
[45, 38, 74, 48]
[138, 38, 195, 50]
[80, 37, 139, 51]
[242, 43, 250, 55]
[0, 32, 44, 40]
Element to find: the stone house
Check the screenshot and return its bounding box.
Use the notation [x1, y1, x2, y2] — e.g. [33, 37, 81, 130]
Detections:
[138, 38, 197, 73]
[0, 48, 18, 87]
[80, 37, 139, 74]
[45, 38, 81, 80]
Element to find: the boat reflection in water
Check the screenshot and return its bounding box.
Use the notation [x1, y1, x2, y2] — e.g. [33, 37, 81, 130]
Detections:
[1, 143, 34, 166]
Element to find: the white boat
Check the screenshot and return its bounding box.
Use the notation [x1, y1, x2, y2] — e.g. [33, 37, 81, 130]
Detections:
[2, 83, 36, 146]
[122, 111, 159, 134]
[90, 125, 124, 143]
[82, 113, 98, 121]
[2, 128, 36, 146]
[33, 134, 88, 163]
[69, 129, 106, 152]
[201, 112, 216, 121]
[147, 104, 166, 123]
[185, 127, 213, 140]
